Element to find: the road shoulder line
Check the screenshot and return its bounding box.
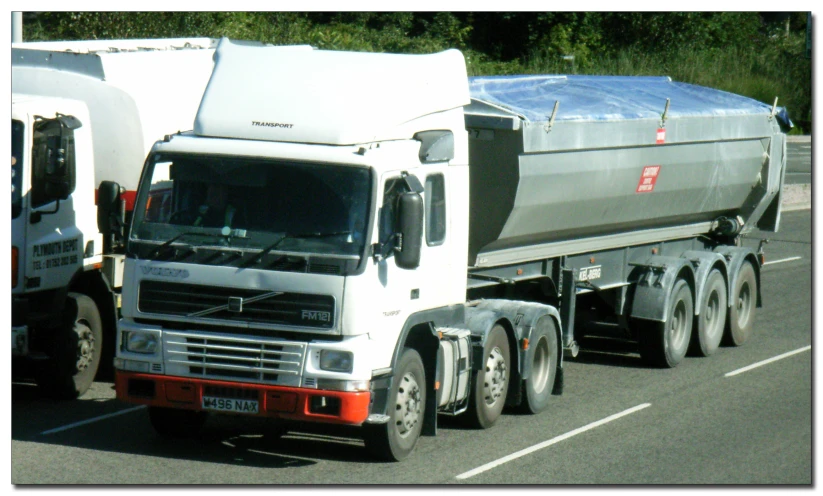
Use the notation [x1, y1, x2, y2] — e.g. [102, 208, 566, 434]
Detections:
[40, 405, 146, 436]
[725, 346, 812, 378]
[455, 403, 651, 480]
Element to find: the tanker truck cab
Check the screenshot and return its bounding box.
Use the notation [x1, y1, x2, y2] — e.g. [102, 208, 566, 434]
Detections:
[12, 95, 104, 374]
[116, 40, 475, 459]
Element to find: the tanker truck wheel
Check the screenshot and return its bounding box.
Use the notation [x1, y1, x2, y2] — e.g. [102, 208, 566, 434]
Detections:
[638, 278, 693, 368]
[519, 316, 558, 414]
[149, 407, 208, 439]
[35, 293, 103, 400]
[363, 348, 426, 461]
[689, 269, 727, 357]
[466, 325, 510, 428]
[723, 261, 757, 347]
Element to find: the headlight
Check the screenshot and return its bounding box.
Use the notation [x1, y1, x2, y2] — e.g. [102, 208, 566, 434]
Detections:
[319, 350, 353, 373]
[125, 331, 158, 354]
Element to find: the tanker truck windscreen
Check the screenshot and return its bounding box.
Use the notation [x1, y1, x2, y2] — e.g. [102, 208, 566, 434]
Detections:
[129, 154, 372, 269]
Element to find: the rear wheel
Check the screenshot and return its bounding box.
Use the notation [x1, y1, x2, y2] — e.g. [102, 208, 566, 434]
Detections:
[35, 293, 103, 399]
[466, 325, 510, 428]
[519, 316, 558, 414]
[148, 407, 208, 439]
[690, 269, 727, 357]
[363, 348, 426, 461]
[724, 261, 757, 346]
[638, 278, 693, 368]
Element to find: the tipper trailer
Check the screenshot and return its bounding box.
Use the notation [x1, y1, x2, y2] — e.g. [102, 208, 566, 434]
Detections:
[12, 38, 220, 398]
[114, 39, 789, 461]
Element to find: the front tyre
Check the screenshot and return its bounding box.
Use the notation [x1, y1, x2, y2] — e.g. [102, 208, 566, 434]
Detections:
[363, 348, 426, 462]
[466, 324, 510, 428]
[35, 293, 103, 399]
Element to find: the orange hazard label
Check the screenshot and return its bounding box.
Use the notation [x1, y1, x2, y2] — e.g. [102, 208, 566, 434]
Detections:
[636, 165, 660, 193]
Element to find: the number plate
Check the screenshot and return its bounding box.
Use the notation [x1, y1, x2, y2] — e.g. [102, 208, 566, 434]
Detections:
[202, 396, 259, 415]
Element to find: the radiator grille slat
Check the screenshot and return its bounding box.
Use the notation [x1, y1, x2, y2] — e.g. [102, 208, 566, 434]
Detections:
[163, 331, 306, 386]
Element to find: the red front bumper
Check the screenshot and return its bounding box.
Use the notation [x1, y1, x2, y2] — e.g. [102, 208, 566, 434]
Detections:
[115, 371, 371, 425]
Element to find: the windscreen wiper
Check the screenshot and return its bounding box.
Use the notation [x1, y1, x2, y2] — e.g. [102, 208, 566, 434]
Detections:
[240, 230, 352, 268]
[147, 231, 229, 259]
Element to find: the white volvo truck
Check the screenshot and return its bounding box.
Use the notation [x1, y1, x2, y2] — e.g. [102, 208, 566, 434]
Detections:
[12, 38, 220, 398]
[114, 39, 788, 460]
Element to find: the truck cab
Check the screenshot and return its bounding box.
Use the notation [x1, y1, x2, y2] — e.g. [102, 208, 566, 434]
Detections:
[116, 40, 477, 459]
[12, 95, 106, 394]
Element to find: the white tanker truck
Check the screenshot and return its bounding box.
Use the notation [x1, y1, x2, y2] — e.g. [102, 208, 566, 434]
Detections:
[113, 38, 789, 460]
[12, 38, 219, 398]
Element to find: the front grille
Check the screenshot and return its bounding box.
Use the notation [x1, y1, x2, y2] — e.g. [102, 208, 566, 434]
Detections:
[139, 281, 335, 328]
[164, 331, 306, 387]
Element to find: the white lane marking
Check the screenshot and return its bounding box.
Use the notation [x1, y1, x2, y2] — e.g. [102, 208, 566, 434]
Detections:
[455, 403, 651, 480]
[725, 346, 811, 378]
[40, 405, 146, 436]
[763, 256, 803, 266]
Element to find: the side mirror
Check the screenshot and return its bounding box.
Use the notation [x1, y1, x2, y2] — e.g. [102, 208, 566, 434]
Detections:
[98, 181, 125, 252]
[395, 192, 424, 270]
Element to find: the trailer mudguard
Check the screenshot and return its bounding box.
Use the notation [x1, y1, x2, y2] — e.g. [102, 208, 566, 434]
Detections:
[629, 256, 696, 323]
[713, 246, 762, 308]
[681, 250, 729, 316]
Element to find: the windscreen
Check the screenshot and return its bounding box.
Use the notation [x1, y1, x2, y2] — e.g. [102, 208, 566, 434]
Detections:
[129, 153, 372, 266]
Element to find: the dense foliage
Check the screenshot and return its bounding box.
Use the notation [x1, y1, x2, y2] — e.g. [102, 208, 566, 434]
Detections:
[22, 12, 811, 132]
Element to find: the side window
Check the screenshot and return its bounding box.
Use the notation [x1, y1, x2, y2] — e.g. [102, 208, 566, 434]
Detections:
[379, 177, 410, 247]
[425, 174, 446, 246]
[30, 119, 76, 209]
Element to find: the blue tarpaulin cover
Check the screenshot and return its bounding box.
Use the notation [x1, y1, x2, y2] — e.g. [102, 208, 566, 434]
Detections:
[468, 75, 792, 128]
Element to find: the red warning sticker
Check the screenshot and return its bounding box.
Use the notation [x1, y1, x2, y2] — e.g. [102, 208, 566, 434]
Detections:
[656, 128, 666, 144]
[636, 165, 660, 193]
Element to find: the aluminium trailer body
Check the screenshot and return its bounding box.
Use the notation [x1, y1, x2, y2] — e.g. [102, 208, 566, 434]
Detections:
[464, 74, 789, 364]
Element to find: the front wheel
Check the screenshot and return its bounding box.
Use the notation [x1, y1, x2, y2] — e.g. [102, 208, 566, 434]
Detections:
[35, 293, 103, 399]
[363, 348, 426, 461]
[465, 325, 510, 428]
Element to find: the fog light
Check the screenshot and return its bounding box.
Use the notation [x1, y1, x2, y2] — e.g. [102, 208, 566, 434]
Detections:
[317, 379, 370, 392]
[114, 358, 151, 373]
[319, 350, 353, 373]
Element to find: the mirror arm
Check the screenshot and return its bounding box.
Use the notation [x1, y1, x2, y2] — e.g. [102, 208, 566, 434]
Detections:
[30, 199, 60, 224]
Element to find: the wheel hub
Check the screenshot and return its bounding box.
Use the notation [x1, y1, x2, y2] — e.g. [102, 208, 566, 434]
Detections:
[669, 301, 688, 350]
[484, 347, 508, 406]
[395, 372, 421, 438]
[75, 322, 95, 372]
